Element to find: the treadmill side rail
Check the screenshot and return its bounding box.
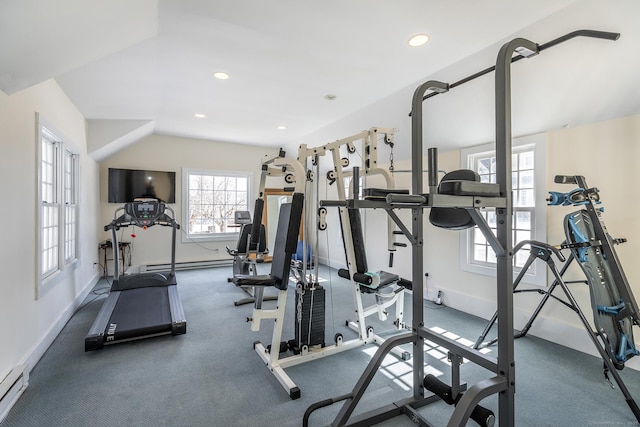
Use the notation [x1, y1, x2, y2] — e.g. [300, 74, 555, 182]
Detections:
[85, 292, 121, 351]
[168, 285, 187, 335]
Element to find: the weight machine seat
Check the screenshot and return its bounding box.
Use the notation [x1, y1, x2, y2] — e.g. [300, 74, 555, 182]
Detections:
[338, 269, 411, 294]
[339, 208, 411, 293]
[234, 193, 304, 291]
[429, 169, 500, 230]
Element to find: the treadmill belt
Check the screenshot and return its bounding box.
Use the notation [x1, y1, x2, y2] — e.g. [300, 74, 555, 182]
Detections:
[108, 286, 172, 341]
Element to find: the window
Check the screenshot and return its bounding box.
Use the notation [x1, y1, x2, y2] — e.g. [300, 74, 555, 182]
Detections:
[460, 133, 547, 286]
[37, 115, 79, 296]
[63, 149, 78, 262]
[182, 168, 252, 241]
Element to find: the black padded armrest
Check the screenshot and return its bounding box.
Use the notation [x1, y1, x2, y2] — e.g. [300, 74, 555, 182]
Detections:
[439, 181, 500, 197]
[234, 274, 278, 287]
[363, 188, 410, 200]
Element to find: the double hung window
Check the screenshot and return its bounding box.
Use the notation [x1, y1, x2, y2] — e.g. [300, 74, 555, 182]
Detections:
[460, 134, 547, 285]
[38, 116, 79, 296]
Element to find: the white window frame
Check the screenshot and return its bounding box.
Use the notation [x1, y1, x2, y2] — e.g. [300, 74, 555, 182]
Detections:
[182, 168, 253, 243]
[63, 148, 79, 263]
[37, 114, 80, 298]
[459, 133, 547, 286]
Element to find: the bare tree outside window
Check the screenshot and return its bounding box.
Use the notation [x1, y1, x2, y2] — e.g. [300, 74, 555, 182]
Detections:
[185, 170, 250, 238]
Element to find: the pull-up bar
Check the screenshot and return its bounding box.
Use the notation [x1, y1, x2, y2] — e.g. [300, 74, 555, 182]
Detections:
[408, 29, 620, 113]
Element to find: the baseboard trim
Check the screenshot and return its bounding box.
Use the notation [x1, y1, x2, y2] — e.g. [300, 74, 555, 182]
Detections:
[139, 259, 233, 273]
[0, 364, 28, 423]
[4, 271, 100, 422]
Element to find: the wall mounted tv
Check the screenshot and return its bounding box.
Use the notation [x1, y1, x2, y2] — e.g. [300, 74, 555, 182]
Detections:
[108, 168, 176, 203]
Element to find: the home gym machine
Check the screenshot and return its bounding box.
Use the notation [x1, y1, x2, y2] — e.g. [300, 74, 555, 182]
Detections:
[298, 128, 411, 351]
[304, 30, 620, 427]
[474, 176, 640, 422]
[85, 199, 186, 351]
[238, 136, 411, 399]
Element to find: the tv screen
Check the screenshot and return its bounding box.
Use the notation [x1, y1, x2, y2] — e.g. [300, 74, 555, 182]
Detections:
[108, 168, 176, 203]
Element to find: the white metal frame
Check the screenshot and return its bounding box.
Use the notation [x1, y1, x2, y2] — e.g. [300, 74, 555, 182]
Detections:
[246, 129, 410, 399]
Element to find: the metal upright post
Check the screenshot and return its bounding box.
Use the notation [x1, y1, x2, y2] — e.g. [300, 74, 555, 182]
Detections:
[494, 37, 539, 426]
[410, 80, 449, 400]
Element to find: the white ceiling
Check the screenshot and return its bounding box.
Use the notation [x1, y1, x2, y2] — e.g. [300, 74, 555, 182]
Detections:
[2, 0, 639, 161]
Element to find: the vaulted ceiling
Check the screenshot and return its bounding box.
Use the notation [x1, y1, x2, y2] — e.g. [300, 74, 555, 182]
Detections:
[2, 0, 639, 161]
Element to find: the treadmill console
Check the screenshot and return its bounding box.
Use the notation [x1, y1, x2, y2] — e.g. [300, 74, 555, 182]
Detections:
[124, 200, 166, 227]
[234, 210, 252, 225]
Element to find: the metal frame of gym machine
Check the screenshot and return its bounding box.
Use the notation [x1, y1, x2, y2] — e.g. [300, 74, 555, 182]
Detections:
[304, 30, 620, 427]
[247, 132, 411, 399]
[298, 127, 409, 351]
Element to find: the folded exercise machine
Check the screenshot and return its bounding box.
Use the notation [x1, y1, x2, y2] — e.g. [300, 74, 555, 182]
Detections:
[475, 176, 640, 422]
[85, 199, 186, 351]
[305, 30, 620, 427]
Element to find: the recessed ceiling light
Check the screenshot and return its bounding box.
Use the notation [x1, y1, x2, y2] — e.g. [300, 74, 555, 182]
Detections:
[277, 125, 287, 130]
[324, 94, 337, 101]
[194, 113, 206, 118]
[408, 34, 430, 47]
[213, 72, 230, 80]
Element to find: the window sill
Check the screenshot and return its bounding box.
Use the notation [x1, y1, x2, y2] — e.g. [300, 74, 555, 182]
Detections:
[459, 258, 545, 287]
[38, 258, 79, 299]
[181, 232, 239, 244]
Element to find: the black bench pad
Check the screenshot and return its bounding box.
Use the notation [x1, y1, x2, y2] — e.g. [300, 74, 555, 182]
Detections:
[438, 180, 500, 197]
[234, 274, 278, 287]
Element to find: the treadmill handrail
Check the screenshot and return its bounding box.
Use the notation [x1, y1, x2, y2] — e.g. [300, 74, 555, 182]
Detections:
[105, 204, 180, 231]
[105, 201, 180, 280]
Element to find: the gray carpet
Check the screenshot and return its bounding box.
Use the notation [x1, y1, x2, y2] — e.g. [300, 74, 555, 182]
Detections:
[2, 265, 640, 427]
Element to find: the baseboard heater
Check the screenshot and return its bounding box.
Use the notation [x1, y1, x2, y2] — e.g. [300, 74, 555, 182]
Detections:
[0, 364, 28, 423]
[141, 259, 233, 273]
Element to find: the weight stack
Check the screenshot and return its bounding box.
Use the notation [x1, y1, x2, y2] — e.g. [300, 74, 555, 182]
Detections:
[294, 286, 325, 349]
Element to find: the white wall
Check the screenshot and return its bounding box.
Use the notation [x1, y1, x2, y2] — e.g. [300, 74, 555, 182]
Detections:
[99, 134, 280, 268]
[0, 80, 100, 383]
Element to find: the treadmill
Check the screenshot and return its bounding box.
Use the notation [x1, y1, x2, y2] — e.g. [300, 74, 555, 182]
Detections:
[85, 199, 187, 351]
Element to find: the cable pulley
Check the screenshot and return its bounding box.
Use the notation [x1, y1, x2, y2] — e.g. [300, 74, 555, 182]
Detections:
[318, 207, 327, 231]
[326, 170, 336, 185]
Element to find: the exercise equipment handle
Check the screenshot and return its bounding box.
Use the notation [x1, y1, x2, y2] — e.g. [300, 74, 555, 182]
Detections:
[385, 194, 426, 205]
[303, 393, 352, 427]
[319, 200, 348, 207]
[537, 29, 620, 53]
[514, 240, 566, 262]
[554, 175, 579, 184]
[424, 374, 496, 427]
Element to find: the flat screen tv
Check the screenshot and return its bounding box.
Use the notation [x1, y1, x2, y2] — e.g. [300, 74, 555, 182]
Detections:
[108, 168, 176, 203]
